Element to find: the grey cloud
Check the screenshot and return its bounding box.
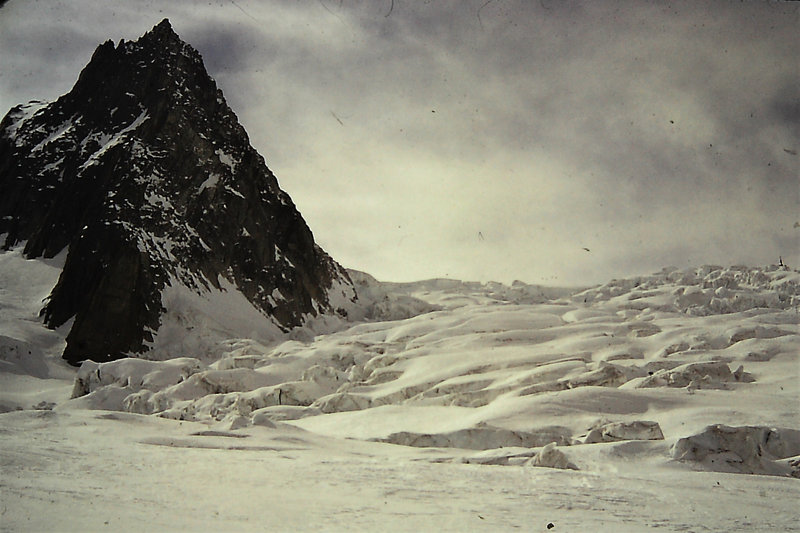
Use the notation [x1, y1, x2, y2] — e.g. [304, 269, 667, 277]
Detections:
[1, 0, 796, 284]
[188, 22, 257, 76]
[769, 80, 800, 139]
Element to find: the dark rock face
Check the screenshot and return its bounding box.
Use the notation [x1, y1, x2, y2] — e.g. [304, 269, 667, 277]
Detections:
[0, 19, 356, 365]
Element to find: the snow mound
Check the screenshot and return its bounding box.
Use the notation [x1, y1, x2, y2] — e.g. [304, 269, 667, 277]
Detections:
[69, 357, 206, 411]
[377, 425, 572, 450]
[628, 361, 752, 390]
[528, 442, 579, 470]
[72, 357, 205, 397]
[672, 425, 800, 477]
[583, 420, 664, 444]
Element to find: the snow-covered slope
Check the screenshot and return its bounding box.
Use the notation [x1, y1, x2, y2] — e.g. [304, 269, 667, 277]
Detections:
[1, 258, 798, 531]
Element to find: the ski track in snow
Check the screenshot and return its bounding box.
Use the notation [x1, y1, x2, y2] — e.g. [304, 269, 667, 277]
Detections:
[1, 249, 799, 531]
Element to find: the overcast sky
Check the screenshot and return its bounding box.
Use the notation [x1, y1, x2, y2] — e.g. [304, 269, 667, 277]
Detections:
[1, 0, 797, 285]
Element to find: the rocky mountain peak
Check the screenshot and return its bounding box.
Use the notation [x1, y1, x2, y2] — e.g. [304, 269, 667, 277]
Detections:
[143, 17, 181, 42]
[0, 20, 357, 365]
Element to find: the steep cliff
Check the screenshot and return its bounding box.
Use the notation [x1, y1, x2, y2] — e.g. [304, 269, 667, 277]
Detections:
[0, 19, 357, 364]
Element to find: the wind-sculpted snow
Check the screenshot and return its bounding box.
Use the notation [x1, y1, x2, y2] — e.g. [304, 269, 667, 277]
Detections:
[574, 264, 800, 315]
[673, 425, 800, 477]
[2, 263, 799, 530]
[583, 420, 665, 444]
[57, 264, 800, 479]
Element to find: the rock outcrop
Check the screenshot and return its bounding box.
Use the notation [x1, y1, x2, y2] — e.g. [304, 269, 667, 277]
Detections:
[0, 19, 356, 365]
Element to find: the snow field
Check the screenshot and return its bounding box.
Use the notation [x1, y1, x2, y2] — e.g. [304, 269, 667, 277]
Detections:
[1, 256, 799, 530]
[61, 265, 800, 478]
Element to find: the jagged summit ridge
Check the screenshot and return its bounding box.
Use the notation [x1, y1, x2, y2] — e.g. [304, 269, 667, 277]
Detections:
[0, 19, 357, 365]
